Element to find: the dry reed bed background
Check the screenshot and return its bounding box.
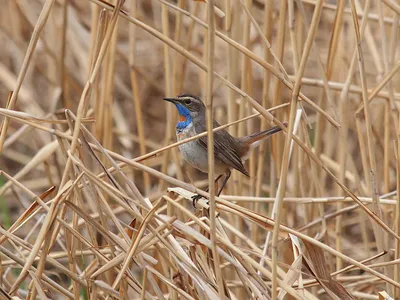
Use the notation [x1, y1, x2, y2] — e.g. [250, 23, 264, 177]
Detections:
[0, 0, 400, 299]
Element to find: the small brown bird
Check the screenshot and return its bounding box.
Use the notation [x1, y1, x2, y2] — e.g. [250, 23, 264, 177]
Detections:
[164, 94, 284, 201]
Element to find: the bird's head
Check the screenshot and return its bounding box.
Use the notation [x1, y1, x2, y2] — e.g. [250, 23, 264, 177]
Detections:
[163, 94, 205, 129]
[163, 94, 205, 116]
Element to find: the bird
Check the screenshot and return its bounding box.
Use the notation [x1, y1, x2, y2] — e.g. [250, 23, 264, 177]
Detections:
[163, 94, 284, 203]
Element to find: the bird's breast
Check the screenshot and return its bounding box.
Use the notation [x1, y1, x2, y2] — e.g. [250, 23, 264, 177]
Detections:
[175, 123, 209, 173]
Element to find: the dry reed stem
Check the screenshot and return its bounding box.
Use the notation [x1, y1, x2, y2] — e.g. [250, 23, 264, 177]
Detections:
[91, 0, 341, 129]
[0, 0, 56, 152]
[83, 3, 400, 246]
[271, 2, 323, 298]
[204, 1, 225, 298]
[350, 0, 385, 258]
[1, 0, 400, 299]
[170, 187, 400, 289]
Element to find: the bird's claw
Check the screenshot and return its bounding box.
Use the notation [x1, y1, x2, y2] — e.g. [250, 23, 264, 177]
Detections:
[191, 194, 203, 208]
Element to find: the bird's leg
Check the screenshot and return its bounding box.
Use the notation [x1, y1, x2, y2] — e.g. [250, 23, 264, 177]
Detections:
[192, 174, 223, 207]
[217, 169, 231, 196]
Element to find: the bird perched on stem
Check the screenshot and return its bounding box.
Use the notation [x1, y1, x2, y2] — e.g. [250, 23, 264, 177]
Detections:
[164, 94, 284, 203]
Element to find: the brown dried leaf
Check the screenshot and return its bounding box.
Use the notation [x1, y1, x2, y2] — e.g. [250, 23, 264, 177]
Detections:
[302, 240, 354, 300]
[277, 255, 302, 300]
[125, 218, 137, 239]
[0, 186, 55, 246]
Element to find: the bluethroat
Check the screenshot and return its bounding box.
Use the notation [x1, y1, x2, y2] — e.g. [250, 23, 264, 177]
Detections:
[164, 94, 283, 202]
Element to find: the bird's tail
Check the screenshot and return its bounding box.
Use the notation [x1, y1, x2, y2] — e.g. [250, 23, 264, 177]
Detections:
[243, 125, 283, 143]
[237, 124, 285, 161]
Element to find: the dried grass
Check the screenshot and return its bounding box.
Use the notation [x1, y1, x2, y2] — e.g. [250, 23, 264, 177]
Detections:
[0, 0, 400, 299]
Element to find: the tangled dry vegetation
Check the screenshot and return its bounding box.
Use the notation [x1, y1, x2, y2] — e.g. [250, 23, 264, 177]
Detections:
[1, 0, 400, 299]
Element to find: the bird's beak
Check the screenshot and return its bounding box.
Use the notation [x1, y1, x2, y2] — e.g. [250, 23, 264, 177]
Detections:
[163, 97, 178, 104]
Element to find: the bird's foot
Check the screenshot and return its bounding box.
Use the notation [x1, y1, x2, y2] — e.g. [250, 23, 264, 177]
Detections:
[191, 194, 211, 209]
[191, 194, 204, 208]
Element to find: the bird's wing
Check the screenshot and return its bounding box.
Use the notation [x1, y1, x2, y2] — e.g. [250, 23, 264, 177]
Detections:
[194, 118, 249, 176]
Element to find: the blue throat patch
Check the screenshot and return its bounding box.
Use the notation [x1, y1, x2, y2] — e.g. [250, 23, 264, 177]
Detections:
[175, 104, 192, 130]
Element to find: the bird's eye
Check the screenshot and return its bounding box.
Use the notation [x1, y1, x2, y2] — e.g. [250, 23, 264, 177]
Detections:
[184, 99, 192, 105]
